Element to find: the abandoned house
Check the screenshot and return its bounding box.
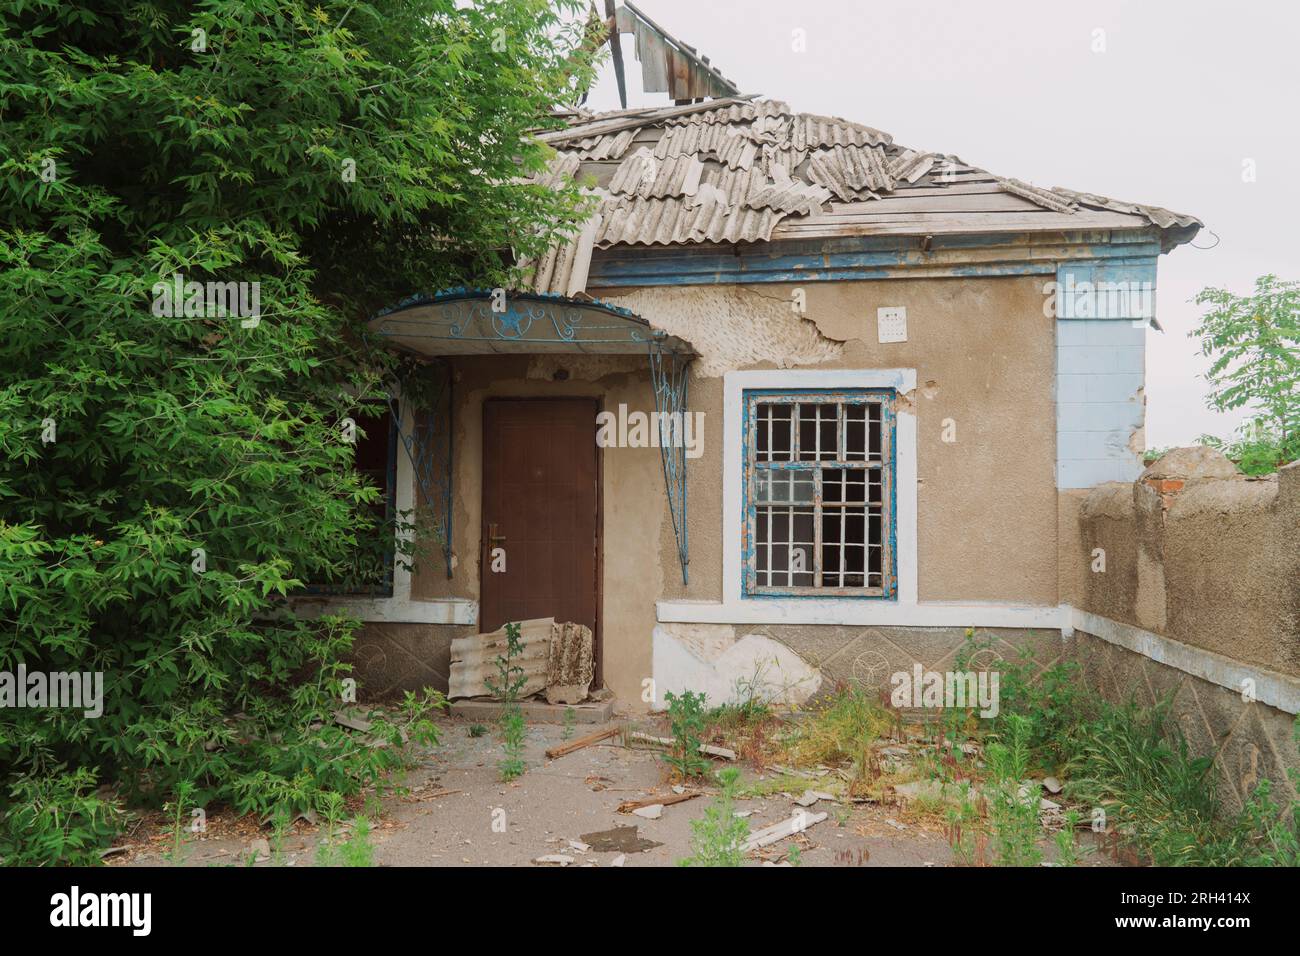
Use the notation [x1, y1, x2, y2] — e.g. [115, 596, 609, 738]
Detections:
[297, 4, 1204, 713]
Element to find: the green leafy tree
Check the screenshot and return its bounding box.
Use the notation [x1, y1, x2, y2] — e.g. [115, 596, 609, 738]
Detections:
[1192, 275, 1300, 474]
[0, 0, 596, 863]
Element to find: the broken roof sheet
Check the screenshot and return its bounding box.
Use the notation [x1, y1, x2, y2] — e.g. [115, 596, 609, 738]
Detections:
[521, 97, 1200, 294]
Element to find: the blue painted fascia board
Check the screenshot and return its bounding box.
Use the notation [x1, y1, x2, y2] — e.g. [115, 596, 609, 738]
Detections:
[589, 231, 1166, 287]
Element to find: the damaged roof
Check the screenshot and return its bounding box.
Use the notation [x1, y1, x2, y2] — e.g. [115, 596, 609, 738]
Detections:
[522, 96, 1202, 295]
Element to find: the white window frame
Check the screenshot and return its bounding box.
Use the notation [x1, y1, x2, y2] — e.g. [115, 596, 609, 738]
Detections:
[722, 368, 918, 618]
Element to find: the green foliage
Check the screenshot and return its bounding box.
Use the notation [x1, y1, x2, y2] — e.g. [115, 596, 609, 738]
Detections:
[983, 715, 1043, 867]
[498, 708, 526, 782]
[1192, 274, 1300, 474]
[468, 723, 488, 739]
[677, 767, 750, 867]
[487, 622, 527, 782]
[783, 686, 893, 769]
[315, 804, 376, 868]
[0, 0, 596, 863]
[956, 630, 1087, 774]
[163, 779, 198, 864]
[661, 689, 711, 780]
[561, 706, 576, 740]
[0, 767, 123, 865]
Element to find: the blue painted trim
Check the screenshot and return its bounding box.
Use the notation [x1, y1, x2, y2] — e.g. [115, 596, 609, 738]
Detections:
[589, 232, 1166, 287]
[739, 388, 897, 601]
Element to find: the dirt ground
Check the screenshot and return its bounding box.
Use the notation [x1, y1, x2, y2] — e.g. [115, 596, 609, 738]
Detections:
[108, 711, 1120, 868]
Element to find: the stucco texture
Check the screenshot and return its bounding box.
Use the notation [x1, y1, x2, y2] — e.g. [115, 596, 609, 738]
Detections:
[1077, 460, 1300, 677]
[599, 276, 1060, 607]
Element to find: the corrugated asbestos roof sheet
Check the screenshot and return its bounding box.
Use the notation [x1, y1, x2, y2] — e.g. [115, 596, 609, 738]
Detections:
[521, 97, 1201, 293]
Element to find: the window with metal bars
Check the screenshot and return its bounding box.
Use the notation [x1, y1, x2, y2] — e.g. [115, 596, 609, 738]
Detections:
[742, 389, 896, 598]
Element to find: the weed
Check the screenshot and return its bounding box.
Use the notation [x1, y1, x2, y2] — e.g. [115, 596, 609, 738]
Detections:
[677, 767, 750, 867]
[498, 708, 527, 782]
[782, 686, 893, 770]
[316, 814, 376, 867]
[562, 706, 576, 740]
[662, 690, 712, 780]
[468, 723, 488, 738]
[485, 621, 529, 782]
[163, 780, 197, 865]
[785, 842, 803, 866]
[1053, 809, 1085, 867]
[984, 715, 1043, 867]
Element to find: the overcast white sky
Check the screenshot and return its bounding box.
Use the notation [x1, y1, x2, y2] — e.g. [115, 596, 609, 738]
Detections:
[581, 0, 1299, 447]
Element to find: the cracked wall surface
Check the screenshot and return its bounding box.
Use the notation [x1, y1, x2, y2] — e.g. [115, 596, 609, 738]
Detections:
[601, 276, 1059, 607]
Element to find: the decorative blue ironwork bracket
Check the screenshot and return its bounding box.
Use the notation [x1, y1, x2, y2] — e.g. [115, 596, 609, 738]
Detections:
[650, 345, 691, 585]
[384, 360, 454, 579]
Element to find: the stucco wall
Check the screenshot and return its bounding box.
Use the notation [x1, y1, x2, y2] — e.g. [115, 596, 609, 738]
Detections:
[597, 276, 1060, 607]
[1076, 459, 1300, 677]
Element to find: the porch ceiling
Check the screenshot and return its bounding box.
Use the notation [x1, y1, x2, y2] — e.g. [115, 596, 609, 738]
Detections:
[367, 288, 694, 358]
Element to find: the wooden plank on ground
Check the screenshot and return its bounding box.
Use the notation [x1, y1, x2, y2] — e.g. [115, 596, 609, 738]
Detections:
[545, 726, 620, 759]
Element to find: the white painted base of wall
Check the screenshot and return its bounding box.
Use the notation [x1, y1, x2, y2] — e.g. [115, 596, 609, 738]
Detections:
[656, 599, 1065, 630]
[1066, 606, 1300, 715]
[294, 597, 477, 626]
[651, 624, 822, 712]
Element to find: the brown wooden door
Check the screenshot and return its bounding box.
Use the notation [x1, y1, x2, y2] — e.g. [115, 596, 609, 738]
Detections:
[481, 399, 599, 654]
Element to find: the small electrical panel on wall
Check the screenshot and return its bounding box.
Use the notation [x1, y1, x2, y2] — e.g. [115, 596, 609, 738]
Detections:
[877, 306, 907, 343]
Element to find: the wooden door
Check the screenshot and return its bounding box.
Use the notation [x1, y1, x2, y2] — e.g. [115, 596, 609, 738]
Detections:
[481, 399, 599, 668]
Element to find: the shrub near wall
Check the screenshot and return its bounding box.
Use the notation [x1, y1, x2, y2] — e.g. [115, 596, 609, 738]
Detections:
[0, 0, 595, 863]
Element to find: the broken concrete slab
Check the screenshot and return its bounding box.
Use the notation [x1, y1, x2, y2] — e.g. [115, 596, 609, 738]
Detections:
[741, 811, 828, 851]
[533, 854, 575, 866]
[546, 622, 595, 705]
[631, 804, 663, 820]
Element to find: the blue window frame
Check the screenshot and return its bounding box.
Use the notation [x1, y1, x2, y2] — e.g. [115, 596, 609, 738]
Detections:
[742, 388, 896, 599]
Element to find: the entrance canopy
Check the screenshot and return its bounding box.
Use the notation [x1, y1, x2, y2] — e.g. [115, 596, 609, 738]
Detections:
[367, 288, 694, 585]
[368, 288, 694, 357]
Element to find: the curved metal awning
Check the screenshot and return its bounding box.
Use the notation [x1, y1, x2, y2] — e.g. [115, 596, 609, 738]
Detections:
[368, 288, 695, 357]
[368, 287, 694, 586]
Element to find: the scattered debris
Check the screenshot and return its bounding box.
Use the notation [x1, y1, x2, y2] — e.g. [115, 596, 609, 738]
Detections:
[546, 726, 620, 759]
[580, 825, 662, 854]
[609, 854, 626, 867]
[248, 838, 271, 862]
[741, 811, 829, 852]
[616, 792, 700, 814]
[568, 840, 591, 854]
[631, 804, 663, 820]
[1042, 776, 1063, 795]
[533, 854, 575, 866]
[627, 731, 736, 760]
[884, 818, 908, 831]
[795, 790, 838, 807]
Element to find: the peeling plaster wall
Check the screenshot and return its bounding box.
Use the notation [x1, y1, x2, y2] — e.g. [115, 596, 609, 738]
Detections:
[598, 275, 1060, 608]
[1076, 461, 1300, 677]
[652, 622, 1065, 709]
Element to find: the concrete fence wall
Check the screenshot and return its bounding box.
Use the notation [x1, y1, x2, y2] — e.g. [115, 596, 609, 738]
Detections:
[1072, 449, 1300, 812]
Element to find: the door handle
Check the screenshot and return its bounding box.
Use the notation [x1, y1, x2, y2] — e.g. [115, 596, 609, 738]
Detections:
[487, 522, 506, 547]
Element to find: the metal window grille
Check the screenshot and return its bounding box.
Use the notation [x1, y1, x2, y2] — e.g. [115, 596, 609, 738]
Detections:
[743, 389, 896, 598]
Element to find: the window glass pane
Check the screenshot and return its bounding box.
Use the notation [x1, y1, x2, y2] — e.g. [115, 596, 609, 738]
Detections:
[756, 403, 793, 462]
[748, 391, 892, 595]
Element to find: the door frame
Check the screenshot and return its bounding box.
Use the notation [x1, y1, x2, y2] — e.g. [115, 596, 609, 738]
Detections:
[479, 396, 604, 689]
